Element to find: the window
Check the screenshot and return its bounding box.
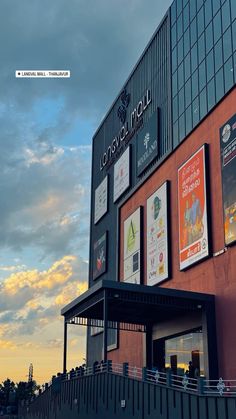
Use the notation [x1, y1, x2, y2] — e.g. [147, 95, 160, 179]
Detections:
[190, 18, 197, 46]
[179, 87, 185, 116]
[178, 37, 184, 65]
[212, 0, 221, 17]
[224, 57, 234, 92]
[191, 43, 198, 72]
[198, 32, 205, 64]
[178, 62, 184, 89]
[207, 50, 214, 82]
[183, 4, 190, 31]
[215, 68, 224, 102]
[190, 0, 197, 22]
[200, 88, 207, 119]
[213, 10, 222, 44]
[199, 60, 206, 90]
[185, 78, 192, 107]
[230, 0, 236, 22]
[207, 78, 216, 110]
[172, 71, 178, 97]
[222, 0, 231, 32]
[184, 28, 190, 56]
[192, 70, 199, 99]
[205, 0, 213, 27]
[184, 53, 191, 81]
[206, 23, 213, 54]
[172, 23, 177, 48]
[192, 96, 200, 126]
[185, 105, 192, 134]
[177, 13, 183, 41]
[179, 113, 186, 141]
[197, 7, 205, 37]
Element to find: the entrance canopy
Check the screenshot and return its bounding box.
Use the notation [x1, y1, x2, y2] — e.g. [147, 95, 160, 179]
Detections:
[61, 280, 216, 373]
[61, 279, 215, 328]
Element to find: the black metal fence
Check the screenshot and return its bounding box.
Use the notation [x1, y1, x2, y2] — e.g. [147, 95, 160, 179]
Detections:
[18, 362, 236, 419]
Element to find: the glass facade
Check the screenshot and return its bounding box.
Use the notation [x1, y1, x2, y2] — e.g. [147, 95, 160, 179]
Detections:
[165, 330, 204, 376]
[171, 0, 236, 145]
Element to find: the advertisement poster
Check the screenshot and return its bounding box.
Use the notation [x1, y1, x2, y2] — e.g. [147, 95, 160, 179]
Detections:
[93, 232, 107, 280]
[94, 176, 108, 224]
[123, 207, 141, 284]
[220, 114, 236, 246]
[146, 182, 169, 285]
[113, 146, 130, 203]
[178, 145, 209, 270]
[137, 110, 158, 176]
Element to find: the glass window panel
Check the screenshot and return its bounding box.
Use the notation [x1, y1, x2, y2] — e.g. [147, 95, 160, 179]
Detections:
[230, 0, 236, 22]
[178, 38, 184, 64]
[173, 120, 179, 148]
[171, 1, 177, 25]
[177, 0, 183, 17]
[215, 68, 224, 102]
[185, 78, 192, 107]
[178, 62, 184, 88]
[172, 23, 177, 48]
[179, 113, 186, 141]
[192, 69, 199, 99]
[207, 78, 216, 110]
[213, 11, 222, 44]
[177, 14, 183, 41]
[214, 39, 223, 72]
[197, 7, 205, 37]
[212, 0, 221, 17]
[197, 0, 204, 12]
[200, 88, 207, 119]
[191, 43, 198, 72]
[199, 59, 206, 90]
[223, 27, 232, 62]
[234, 51, 236, 82]
[198, 32, 205, 64]
[172, 71, 178, 97]
[205, 0, 213, 27]
[183, 0, 188, 7]
[224, 57, 234, 92]
[190, 18, 197, 46]
[207, 50, 214, 82]
[192, 96, 200, 127]
[232, 20, 236, 52]
[185, 105, 193, 135]
[172, 47, 177, 73]
[183, 4, 190, 31]
[179, 87, 185, 116]
[184, 53, 191, 81]
[173, 96, 178, 122]
[206, 23, 213, 54]
[190, 0, 197, 22]
[222, 0, 231, 32]
[184, 28, 190, 56]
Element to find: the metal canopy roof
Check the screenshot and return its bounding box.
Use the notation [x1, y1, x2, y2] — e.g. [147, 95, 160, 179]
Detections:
[61, 280, 215, 330]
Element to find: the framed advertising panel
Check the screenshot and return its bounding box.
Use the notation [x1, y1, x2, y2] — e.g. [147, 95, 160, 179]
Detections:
[113, 146, 130, 203]
[146, 181, 169, 285]
[178, 145, 209, 270]
[93, 232, 107, 280]
[94, 176, 108, 224]
[123, 206, 142, 284]
[220, 114, 236, 246]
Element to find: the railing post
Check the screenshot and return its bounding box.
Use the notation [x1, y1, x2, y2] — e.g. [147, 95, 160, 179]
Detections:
[166, 370, 172, 387]
[107, 360, 112, 372]
[142, 367, 147, 381]
[123, 362, 129, 377]
[198, 376, 205, 395]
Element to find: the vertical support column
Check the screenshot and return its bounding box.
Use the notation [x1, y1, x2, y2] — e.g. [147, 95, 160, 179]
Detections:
[103, 290, 108, 362]
[202, 301, 218, 379]
[146, 324, 153, 369]
[63, 319, 68, 374]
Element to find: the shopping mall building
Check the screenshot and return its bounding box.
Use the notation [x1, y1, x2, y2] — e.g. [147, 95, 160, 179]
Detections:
[62, 0, 236, 380]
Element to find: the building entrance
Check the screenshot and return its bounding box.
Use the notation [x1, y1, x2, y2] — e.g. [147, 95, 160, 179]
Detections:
[153, 329, 204, 376]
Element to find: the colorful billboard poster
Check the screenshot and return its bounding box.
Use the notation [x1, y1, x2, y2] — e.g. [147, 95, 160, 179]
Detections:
[123, 207, 141, 284]
[93, 232, 107, 280]
[178, 145, 209, 270]
[113, 146, 130, 203]
[220, 114, 236, 246]
[146, 182, 169, 285]
[94, 176, 108, 224]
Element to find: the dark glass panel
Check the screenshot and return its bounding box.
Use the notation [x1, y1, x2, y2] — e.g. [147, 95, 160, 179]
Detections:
[192, 69, 199, 99]
[191, 18, 197, 46]
[198, 32, 205, 64]
[183, 4, 190, 31]
[192, 96, 200, 127]
[206, 50, 214, 82]
[178, 61, 184, 89]
[200, 88, 207, 119]
[172, 71, 178, 97]
[214, 39, 223, 72]
[232, 20, 236, 51]
[197, 7, 205, 37]
[171, 0, 177, 25]
[205, 0, 213, 27]
[199, 59, 206, 90]
[185, 78, 192, 107]
[179, 113, 186, 141]
[190, 0, 197, 22]
[178, 38, 184, 64]
[172, 23, 177, 48]
[173, 120, 179, 148]
[177, 0, 183, 17]
[215, 68, 224, 102]
[184, 28, 190, 56]
[191, 43, 198, 72]
[222, 0, 231, 33]
[224, 57, 234, 92]
[213, 10, 222, 44]
[223, 27, 232, 62]
[212, 0, 221, 17]
[177, 14, 183, 41]
[185, 105, 193, 135]
[172, 47, 177, 73]
[179, 86, 185, 116]
[230, 0, 236, 22]
[207, 78, 216, 110]
[184, 53, 191, 81]
[173, 96, 178, 122]
[206, 23, 213, 54]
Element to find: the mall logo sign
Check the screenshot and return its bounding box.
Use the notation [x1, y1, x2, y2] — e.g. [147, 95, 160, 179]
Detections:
[100, 89, 151, 171]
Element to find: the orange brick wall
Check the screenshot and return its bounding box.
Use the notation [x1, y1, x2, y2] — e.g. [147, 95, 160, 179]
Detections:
[109, 87, 236, 378]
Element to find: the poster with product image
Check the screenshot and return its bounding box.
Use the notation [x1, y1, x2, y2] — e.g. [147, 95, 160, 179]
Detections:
[123, 207, 142, 284]
[178, 145, 209, 270]
[146, 181, 169, 285]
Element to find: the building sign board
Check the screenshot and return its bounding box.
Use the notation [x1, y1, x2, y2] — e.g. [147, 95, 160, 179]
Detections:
[123, 207, 142, 284]
[220, 114, 236, 246]
[178, 145, 209, 270]
[113, 146, 130, 203]
[93, 232, 107, 280]
[137, 111, 158, 176]
[147, 182, 169, 285]
[94, 176, 108, 224]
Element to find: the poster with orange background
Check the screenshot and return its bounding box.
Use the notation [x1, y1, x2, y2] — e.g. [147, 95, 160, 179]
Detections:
[178, 145, 209, 270]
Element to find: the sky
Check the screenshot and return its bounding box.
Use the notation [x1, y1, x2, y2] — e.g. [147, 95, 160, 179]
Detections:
[0, 0, 172, 385]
